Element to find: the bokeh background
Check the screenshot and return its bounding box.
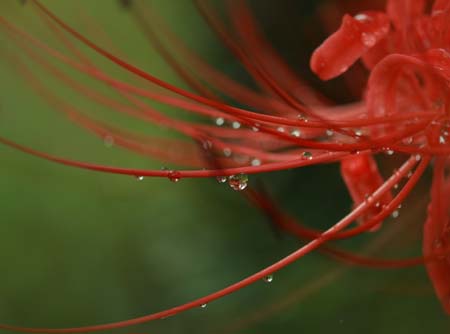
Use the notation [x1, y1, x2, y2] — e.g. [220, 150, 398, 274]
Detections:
[0, 0, 449, 333]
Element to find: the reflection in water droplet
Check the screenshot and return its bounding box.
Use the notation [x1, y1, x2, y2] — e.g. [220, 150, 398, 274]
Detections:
[228, 174, 249, 191]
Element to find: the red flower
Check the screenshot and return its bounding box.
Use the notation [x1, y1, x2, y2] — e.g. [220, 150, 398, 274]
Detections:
[0, 0, 449, 332]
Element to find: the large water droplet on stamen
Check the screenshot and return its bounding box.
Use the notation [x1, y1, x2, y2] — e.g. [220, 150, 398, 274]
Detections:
[228, 174, 248, 191]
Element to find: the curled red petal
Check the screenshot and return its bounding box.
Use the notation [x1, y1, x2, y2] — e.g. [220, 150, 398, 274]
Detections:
[310, 11, 390, 80]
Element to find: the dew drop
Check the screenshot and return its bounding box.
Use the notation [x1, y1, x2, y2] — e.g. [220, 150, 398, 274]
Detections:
[202, 140, 213, 150]
[277, 127, 285, 133]
[232, 121, 241, 129]
[215, 117, 225, 126]
[354, 129, 363, 137]
[216, 176, 227, 184]
[136, 176, 144, 181]
[291, 129, 301, 137]
[354, 13, 370, 22]
[168, 170, 181, 183]
[297, 114, 308, 122]
[415, 154, 422, 161]
[251, 158, 261, 166]
[384, 148, 394, 156]
[252, 126, 260, 132]
[391, 210, 399, 219]
[439, 135, 446, 144]
[200, 303, 207, 309]
[223, 148, 232, 157]
[228, 173, 248, 191]
[326, 129, 334, 137]
[263, 275, 273, 283]
[402, 137, 413, 145]
[302, 151, 313, 160]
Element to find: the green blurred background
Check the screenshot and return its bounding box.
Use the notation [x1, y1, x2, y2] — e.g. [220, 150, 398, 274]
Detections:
[0, 1, 449, 333]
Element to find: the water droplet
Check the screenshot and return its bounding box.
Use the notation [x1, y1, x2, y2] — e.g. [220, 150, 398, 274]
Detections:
[228, 173, 248, 191]
[402, 137, 413, 145]
[393, 183, 399, 189]
[297, 114, 308, 122]
[354, 129, 363, 137]
[302, 151, 313, 160]
[252, 126, 260, 132]
[215, 117, 225, 126]
[202, 140, 213, 150]
[216, 176, 227, 183]
[361, 33, 376, 47]
[223, 148, 232, 157]
[103, 135, 114, 148]
[168, 170, 181, 183]
[384, 148, 394, 156]
[232, 121, 241, 129]
[391, 210, 399, 219]
[291, 129, 301, 137]
[439, 135, 446, 144]
[200, 303, 207, 308]
[263, 275, 273, 283]
[136, 176, 144, 181]
[354, 13, 370, 22]
[326, 129, 334, 137]
[251, 158, 261, 166]
[415, 154, 422, 161]
[277, 127, 285, 133]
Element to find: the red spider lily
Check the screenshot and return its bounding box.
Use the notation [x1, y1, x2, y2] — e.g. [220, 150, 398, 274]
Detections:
[0, 0, 449, 332]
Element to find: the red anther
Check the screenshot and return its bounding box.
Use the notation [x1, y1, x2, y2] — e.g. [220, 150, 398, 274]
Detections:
[310, 11, 390, 80]
[340, 153, 393, 230]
